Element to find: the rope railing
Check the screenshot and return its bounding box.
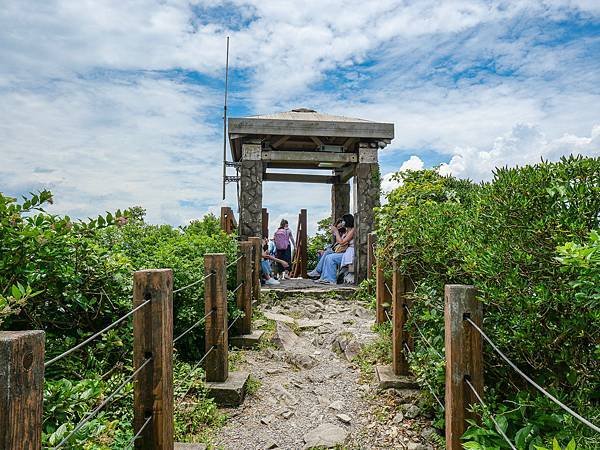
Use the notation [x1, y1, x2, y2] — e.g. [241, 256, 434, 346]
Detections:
[231, 280, 244, 294]
[403, 304, 444, 359]
[45, 299, 152, 367]
[51, 357, 152, 449]
[464, 317, 600, 434]
[125, 415, 153, 450]
[175, 346, 217, 402]
[226, 255, 243, 269]
[173, 309, 215, 344]
[173, 272, 214, 294]
[403, 342, 445, 411]
[465, 378, 516, 449]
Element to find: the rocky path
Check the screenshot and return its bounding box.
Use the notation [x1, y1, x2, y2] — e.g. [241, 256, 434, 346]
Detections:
[213, 291, 440, 450]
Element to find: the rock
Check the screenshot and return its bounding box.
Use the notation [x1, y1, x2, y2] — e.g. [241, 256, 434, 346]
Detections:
[272, 384, 299, 406]
[263, 441, 278, 449]
[287, 352, 318, 369]
[392, 388, 422, 403]
[336, 413, 352, 424]
[393, 411, 404, 423]
[264, 312, 296, 325]
[331, 332, 363, 362]
[261, 414, 275, 425]
[317, 395, 330, 405]
[421, 427, 438, 440]
[271, 322, 300, 351]
[297, 318, 324, 329]
[281, 409, 294, 419]
[343, 339, 362, 361]
[407, 443, 427, 450]
[402, 404, 421, 419]
[266, 368, 283, 374]
[327, 400, 344, 411]
[303, 423, 348, 449]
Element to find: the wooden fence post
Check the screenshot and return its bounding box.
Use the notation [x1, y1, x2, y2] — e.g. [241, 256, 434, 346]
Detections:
[444, 284, 483, 450]
[262, 208, 269, 238]
[392, 264, 411, 376]
[235, 241, 253, 335]
[204, 254, 228, 382]
[249, 237, 262, 305]
[0, 330, 44, 450]
[133, 269, 174, 450]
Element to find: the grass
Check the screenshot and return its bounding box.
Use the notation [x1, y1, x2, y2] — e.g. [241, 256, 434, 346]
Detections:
[355, 321, 392, 383]
[245, 375, 262, 396]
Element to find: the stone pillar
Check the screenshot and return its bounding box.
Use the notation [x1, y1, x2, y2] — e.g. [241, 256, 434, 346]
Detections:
[353, 144, 380, 282]
[239, 143, 263, 238]
[331, 182, 350, 225]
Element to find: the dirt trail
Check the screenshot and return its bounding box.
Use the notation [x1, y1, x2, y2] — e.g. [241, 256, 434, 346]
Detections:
[212, 290, 440, 450]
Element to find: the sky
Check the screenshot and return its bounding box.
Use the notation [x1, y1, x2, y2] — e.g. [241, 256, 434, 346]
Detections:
[1, 0, 599, 234]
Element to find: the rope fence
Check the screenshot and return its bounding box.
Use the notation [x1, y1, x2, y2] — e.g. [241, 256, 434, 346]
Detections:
[1, 240, 261, 449]
[370, 237, 600, 450]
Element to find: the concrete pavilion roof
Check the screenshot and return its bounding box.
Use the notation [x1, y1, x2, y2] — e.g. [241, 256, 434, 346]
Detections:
[228, 108, 394, 162]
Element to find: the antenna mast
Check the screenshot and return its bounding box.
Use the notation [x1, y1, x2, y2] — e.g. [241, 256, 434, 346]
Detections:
[221, 36, 230, 201]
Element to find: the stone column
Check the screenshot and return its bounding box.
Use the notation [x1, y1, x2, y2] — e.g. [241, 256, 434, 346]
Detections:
[353, 144, 380, 282]
[239, 143, 263, 238]
[331, 182, 350, 226]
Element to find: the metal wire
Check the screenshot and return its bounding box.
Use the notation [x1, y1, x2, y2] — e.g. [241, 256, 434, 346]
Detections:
[403, 342, 445, 410]
[175, 346, 216, 402]
[465, 378, 517, 450]
[384, 282, 393, 297]
[173, 272, 214, 294]
[52, 358, 152, 449]
[126, 415, 152, 449]
[226, 255, 243, 269]
[45, 299, 151, 367]
[231, 281, 244, 294]
[226, 314, 241, 332]
[403, 305, 444, 359]
[465, 317, 600, 433]
[173, 309, 214, 344]
[384, 309, 392, 322]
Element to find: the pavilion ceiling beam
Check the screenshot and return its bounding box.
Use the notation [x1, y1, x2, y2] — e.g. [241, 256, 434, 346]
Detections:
[309, 136, 324, 147]
[337, 163, 356, 182]
[261, 150, 357, 164]
[263, 173, 339, 184]
[271, 135, 290, 148]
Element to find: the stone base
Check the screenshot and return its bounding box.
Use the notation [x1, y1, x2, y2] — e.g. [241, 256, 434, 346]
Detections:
[175, 444, 207, 450]
[376, 365, 418, 390]
[230, 330, 265, 349]
[205, 371, 250, 406]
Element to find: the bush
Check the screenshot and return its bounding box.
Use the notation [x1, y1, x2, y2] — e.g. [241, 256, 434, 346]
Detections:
[0, 191, 238, 447]
[375, 156, 600, 448]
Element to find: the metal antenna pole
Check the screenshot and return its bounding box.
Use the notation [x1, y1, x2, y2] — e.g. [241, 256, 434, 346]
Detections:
[222, 36, 230, 200]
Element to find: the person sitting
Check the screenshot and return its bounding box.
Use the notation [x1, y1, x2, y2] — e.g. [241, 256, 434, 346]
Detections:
[307, 218, 346, 279]
[315, 214, 355, 284]
[261, 237, 289, 286]
[273, 219, 295, 279]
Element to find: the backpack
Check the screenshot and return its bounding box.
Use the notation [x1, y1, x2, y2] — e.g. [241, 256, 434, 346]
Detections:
[274, 228, 289, 250]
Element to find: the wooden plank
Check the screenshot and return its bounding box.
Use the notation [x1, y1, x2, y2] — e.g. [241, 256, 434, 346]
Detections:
[261, 150, 357, 164]
[444, 284, 482, 450]
[0, 330, 44, 450]
[375, 256, 386, 324]
[204, 254, 228, 382]
[337, 164, 356, 183]
[271, 135, 290, 148]
[133, 269, 174, 450]
[235, 242, 253, 335]
[263, 173, 338, 184]
[249, 237, 262, 305]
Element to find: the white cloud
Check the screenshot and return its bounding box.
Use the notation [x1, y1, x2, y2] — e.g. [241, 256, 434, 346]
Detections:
[438, 123, 600, 181]
[381, 155, 425, 194]
[0, 0, 598, 230]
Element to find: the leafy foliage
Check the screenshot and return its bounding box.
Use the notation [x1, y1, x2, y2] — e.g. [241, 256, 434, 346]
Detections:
[0, 191, 237, 447]
[375, 156, 600, 448]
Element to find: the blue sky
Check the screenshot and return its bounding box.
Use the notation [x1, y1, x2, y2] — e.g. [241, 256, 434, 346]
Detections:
[0, 0, 599, 234]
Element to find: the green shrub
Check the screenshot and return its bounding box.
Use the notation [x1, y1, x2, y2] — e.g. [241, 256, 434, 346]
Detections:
[376, 156, 600, 448]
